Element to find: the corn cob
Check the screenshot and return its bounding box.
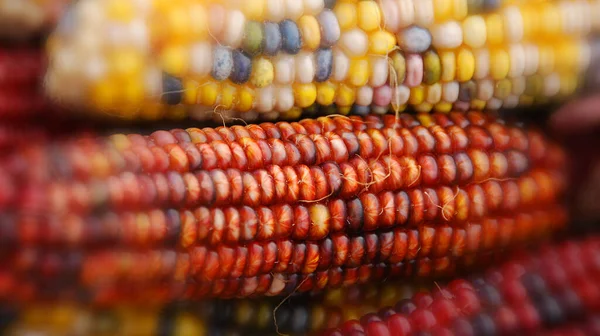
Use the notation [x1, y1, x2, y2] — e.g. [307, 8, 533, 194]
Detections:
[45, 0, 600, 121]
[0, 112, 566, 303]
[0, 48, 51, 120]
[317, 237, 600, 336]
[5, 237, 600, 336]
[0, 0, 69, 39]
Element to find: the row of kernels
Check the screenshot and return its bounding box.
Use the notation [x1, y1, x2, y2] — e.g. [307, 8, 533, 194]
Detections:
[387, 40, 590, 87]
[220, 0, 327, 21]
[205, 6, 339, 52]
[431, 2, 595, 51]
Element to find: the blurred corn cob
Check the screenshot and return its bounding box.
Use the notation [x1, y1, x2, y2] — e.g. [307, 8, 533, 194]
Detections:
[45, 0, 600, 121]
[0, 112, 567, 303]
[5, 238, 600, 336]
[318, 237, 600, 336]
[0, 48, 49, 120]
[0, 1, 69, 40]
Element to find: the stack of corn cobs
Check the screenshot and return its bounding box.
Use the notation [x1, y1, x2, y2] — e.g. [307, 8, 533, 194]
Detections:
[1, 0, 600, 335]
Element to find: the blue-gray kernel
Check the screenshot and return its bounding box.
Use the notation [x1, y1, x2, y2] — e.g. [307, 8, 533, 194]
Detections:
[211, 46, 233, 81]
[315, 48, 333, 82]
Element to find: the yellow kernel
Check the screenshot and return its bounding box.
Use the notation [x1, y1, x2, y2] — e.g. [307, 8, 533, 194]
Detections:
[336, 84, 356, 107]
[106, 0, 134, 21]
[91, 78, 118, 110]
[251, 57, 275, 88]
[298, 16, 321, 50]
[348, 58, 370, 87]
[456, 48, 475, 82]
[201, 81, 220, 106]
[538, 46, 554, 75]
[369, 31, 396, 55]
[183, 80, 200, 104]
[485, 14, 504, 45]
[559, 73, 578, 97]
[243, 0, 265, 20]
[489, 49, 510, 80]
[237, 86, 255, 112]
[165, 7, 193, 43]
[293, 83, 317, 107]
[167, 105, 188, 120]
[519, 95, 534, 106]
[281, 107, 303, 120]
[439, 51, 456, 82]
[109, 134, 131, 151]
[189, 4, 209, 39]
[338, 106, 352, 115]
[435, 102, 453, 113]
[452, 0, 467, 20]
[110, 50, 144, 77]
[462, 15, 486, 48]
[333, 2, 357, 30]
[540, 3, 562, 36]
[434, 0, 452, 21]
[409, 85, 425, 105]
[415, 102, 433, 113]
[317, 81, 338, 106]
[121, 79, 145, 106]
[471, 99, 486, 110]
[357, 1, 381, 32]
[555, 42, 577, 72]
[220, 83, 237, 110]
[521, 6, 538, 40]
[160, 45, 190, 77]
[139, 103, 165, 120]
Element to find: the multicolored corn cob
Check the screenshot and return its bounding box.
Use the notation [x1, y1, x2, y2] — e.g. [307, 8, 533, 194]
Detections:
[0, 112, 567, 303]
[318, 237, 600, 336]
[0, 0, 69, 39]
[45, 0, 600, 121]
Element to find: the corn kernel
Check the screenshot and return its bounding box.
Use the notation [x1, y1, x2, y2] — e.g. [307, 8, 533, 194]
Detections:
[298, 15, 321, 50]
[368, 31, 396, 55]
[236, 86, 255, 112]
[316, 81, 337, 106]
[293, 83, 317, 107]
[333, 2, 357, 30]
[490, 49, 510, 80]
[160, 45, 190, 77]
[456, 48, 475, 82]
[357, 1, 381, 32]
[336, 84, 356, 107]
[200, 81, 220, 106]
[250, 57, 274, 88]
[348, 58, 370, 87]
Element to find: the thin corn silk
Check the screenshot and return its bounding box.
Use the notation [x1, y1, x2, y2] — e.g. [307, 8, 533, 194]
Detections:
[44, 0, 600, 121]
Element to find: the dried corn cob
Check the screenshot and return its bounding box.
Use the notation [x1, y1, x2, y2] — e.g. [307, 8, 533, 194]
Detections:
[0, 253, 508, 305]
[0, 0, 69, 39]
[5, 237, 600, 336]
[0, 112, 565, 214]
[0, 48, 52, 120]
[319, 237, 600, 336]
[45, 0, 600, 121]
[0, 112, 567, 303]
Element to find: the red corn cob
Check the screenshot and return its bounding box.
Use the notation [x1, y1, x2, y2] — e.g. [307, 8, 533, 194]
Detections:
[0, 48, 50, 120]
[0, 112, 567, 304]
[319, 237, 600, 336]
